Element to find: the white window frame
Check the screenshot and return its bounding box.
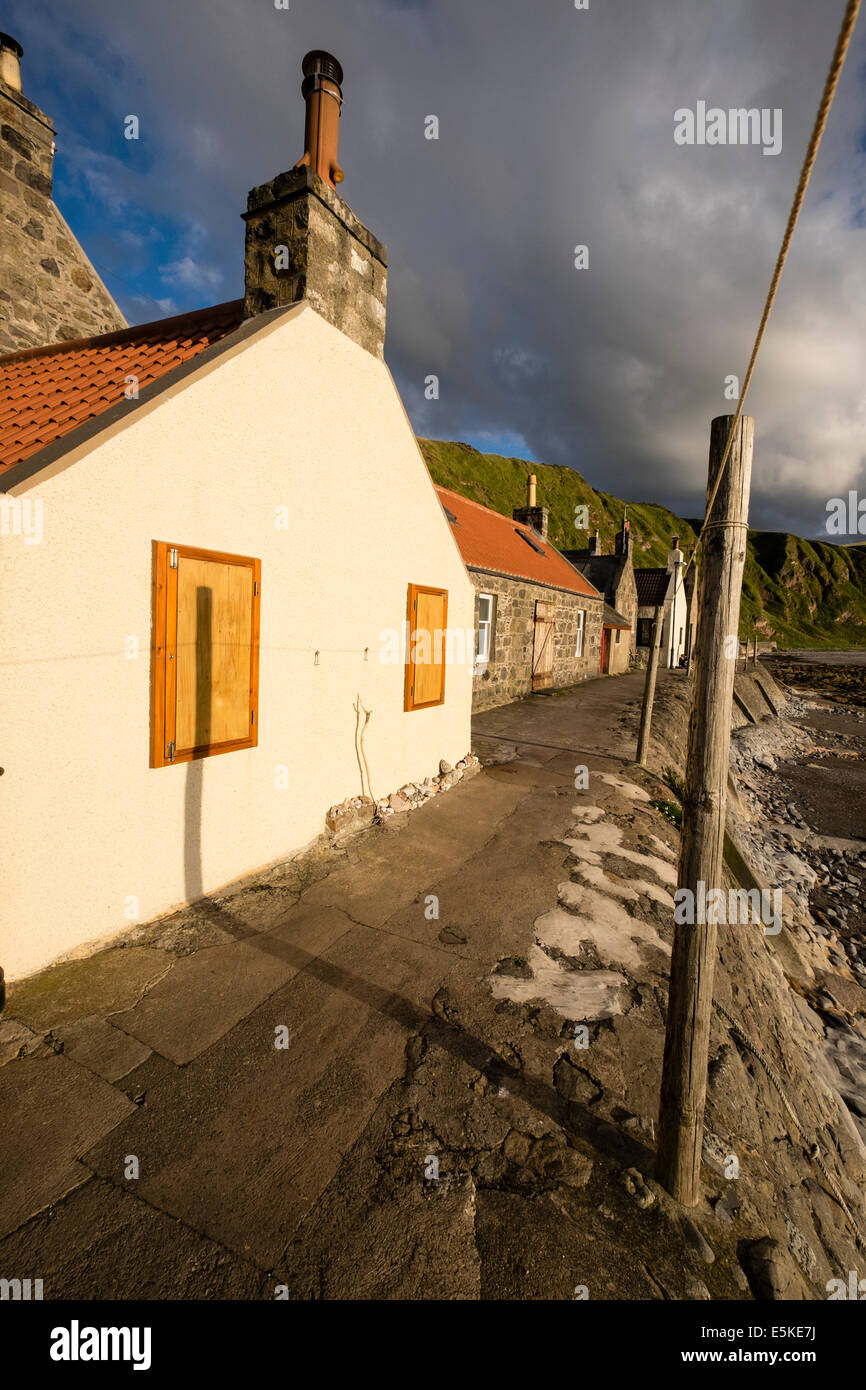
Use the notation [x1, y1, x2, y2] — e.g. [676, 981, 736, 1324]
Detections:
[575, 608, 586, 658]
[476, 593, 494, 665]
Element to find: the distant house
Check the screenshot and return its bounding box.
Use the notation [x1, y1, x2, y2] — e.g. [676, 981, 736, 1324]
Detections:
[562, 514, 637, 674]
[0, 48, 476, 980]
[634, 536, 696, 668]
[435, 477, 604, 712]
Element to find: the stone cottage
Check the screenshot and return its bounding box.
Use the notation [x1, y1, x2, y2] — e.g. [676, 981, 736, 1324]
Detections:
[562, 512, 637, 674]
[0, 32, 126, 352]
[435, 478, 604, 712]
[0, 49, 476, 980]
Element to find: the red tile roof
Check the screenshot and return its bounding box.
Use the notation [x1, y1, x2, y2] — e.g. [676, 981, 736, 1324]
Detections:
[436, 486, 601, 599]
[0, 299, 245, 474]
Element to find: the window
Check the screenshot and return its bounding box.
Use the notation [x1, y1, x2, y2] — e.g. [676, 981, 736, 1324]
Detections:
[615, 628, 621, 645]
[575, 608, 586, 658]
[637, 617, 653, 647]
[476, 593, 494, 664]
[405, 583, 448, 711]
[151, 542, 261, 767]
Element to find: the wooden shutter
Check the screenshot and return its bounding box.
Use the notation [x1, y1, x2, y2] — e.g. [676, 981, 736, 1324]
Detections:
[531, 600, 555, 690]
[405, 583, 448, 711]
[151, 542, 261, 767]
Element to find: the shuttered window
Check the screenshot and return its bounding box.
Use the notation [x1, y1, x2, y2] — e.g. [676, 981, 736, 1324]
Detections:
[151, 542, 261, 767]
[405, 583, 448, 711]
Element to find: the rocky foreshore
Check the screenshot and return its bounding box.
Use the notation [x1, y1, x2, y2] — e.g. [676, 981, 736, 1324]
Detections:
[726, 670, 866, 1153]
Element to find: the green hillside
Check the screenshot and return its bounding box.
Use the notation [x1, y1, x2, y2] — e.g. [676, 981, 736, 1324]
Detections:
[420, 438, 866, 649]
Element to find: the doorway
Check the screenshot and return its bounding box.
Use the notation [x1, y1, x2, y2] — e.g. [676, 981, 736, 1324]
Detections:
[531, 600, 554, 691]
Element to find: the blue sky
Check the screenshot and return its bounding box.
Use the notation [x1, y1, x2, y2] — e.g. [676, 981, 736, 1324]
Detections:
[4, 0, 866, 538]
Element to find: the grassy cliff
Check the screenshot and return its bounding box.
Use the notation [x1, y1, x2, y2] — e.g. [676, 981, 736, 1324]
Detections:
[419, 438, 866, 649]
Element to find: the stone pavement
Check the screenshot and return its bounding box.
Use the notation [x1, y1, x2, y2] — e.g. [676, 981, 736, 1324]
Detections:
[2, 670, 861, 1299]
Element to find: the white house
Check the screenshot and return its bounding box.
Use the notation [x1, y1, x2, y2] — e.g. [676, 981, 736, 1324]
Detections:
[0, 51, 475, 980]
[634, 536, 696, 668]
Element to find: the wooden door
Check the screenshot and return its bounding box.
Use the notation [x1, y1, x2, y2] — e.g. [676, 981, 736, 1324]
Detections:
[600, 627, 610, 674]
[531, 600, 554, 690]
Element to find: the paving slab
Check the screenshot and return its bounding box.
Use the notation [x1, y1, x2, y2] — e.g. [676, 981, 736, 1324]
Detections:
[301, 774, 527, 927]
[0, 1017, 47, 1067]
[0, 1177, 264, 1300]
[380, 784, 578, 965]
[54, 1016, 152, 1083]
[82, 928, 467, 1269]
[5, 946, 171, 1033]
[472, 672, 651, 760]
[277, 1123, 481, 1299]
[110, 904, 352, 1064]
[0, 1053, 136, 1239]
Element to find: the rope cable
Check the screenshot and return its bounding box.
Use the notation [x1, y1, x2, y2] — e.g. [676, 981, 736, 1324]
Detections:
[687, 0, 862, 579]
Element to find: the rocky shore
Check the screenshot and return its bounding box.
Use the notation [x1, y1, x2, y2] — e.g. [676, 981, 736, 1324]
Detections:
[762, 651, 866, 709]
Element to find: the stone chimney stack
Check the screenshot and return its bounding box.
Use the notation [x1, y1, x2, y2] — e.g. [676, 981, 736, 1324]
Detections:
[242, 49, 388, 358]
[0, 32, 23, 91]
[0, 33, 126, 352]
[614, 511, 633, 560]
[667, 534, 684, 573]
[513, 475, 549, 540]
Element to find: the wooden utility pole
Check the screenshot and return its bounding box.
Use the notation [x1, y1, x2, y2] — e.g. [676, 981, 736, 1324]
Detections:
[656, 414, 754, 1205]
[636, 610, 662, 766]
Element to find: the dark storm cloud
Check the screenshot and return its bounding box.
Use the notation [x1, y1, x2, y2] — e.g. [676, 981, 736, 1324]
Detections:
[5, 0, 866, 537]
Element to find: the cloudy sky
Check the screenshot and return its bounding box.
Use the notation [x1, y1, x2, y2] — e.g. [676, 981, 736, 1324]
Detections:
[6, 0, 866, 537]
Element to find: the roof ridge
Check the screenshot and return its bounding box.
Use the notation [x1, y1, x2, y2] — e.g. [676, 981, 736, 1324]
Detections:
[435, 483, 549, 538]
[0, 299, 245, 368]
[435, 484, 602, 600]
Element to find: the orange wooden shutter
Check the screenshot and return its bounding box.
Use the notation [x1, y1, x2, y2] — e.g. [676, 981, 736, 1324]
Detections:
[405, 583, 448, 711]
[151, 542, 261, 766]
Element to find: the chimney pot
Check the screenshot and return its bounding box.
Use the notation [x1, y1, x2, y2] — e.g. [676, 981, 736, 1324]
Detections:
[297, 49, 344, 188]
[527, 474, 537, 508]
[0, 32, 23, 92]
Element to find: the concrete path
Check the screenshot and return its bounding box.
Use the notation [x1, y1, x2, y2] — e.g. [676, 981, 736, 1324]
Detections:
[0, 671, 773, 1300]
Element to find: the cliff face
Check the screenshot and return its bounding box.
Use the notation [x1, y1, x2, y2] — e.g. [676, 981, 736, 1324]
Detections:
[0, 71, 126, 353]
[419, 439, 866, 649]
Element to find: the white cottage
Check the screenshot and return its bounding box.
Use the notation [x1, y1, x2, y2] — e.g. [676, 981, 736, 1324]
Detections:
[0, 51, 475, 980]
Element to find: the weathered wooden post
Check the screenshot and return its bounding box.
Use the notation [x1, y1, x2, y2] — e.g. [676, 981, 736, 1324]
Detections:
[656, 414, 754, 1205]
[636, 610, 662, 766]
[752, 633, 759, 666]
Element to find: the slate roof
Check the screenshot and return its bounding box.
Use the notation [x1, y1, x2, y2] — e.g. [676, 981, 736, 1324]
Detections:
[634, 567, 672, 606]
[602, 603, 632, 629]
[0, 299, 245, 474]
[435, 486, 602, 599]
[563, 552, 628, 606]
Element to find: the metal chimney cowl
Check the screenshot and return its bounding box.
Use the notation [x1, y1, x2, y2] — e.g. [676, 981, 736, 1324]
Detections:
[296, 49, 344, 189]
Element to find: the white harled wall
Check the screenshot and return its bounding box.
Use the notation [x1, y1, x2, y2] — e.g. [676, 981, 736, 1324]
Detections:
[0, 304, 474, 979]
